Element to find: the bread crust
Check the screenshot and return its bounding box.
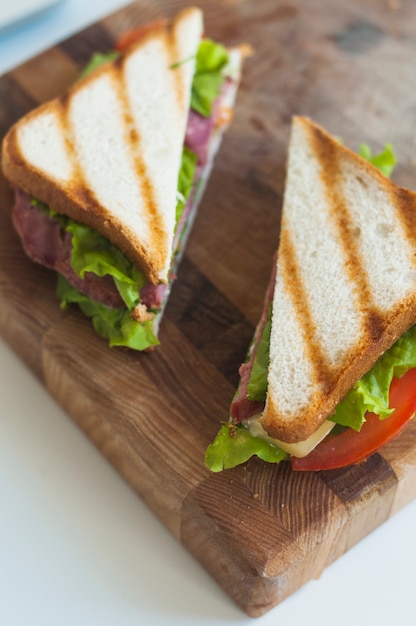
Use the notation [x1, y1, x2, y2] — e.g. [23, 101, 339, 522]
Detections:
[260, 116, 416, 443]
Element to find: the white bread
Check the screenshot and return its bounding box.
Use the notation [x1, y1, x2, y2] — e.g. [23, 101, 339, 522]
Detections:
[260, 116, 416, 443]
[1, 7, 203, 285]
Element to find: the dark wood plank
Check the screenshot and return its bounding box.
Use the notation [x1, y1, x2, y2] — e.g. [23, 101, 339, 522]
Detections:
[58, 22, 116, 65]
[0, 74, 37, 136]
[2, 0, 416, 617]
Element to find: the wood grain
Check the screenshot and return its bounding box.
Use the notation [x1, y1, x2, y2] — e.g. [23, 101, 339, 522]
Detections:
[1, 0, 416, 616]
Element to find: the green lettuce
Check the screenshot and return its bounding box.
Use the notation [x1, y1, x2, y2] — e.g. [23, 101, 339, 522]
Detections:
[191, 38, 229, 117]
[31, 196, 58, 216]
[55, 220, 158, 350]
[57, 275, 159, 350]
[65, 221, 145, 310]
[33, 197, 146, 311]
[78, 51, 120, 79]
[358, 143, 396, 177]
[176, 147, 198, 225]
[205, 424, 288, 472]
[246, 305, 272, 401]
[332, 326, 416, 430]
[54, 213, 157, 351]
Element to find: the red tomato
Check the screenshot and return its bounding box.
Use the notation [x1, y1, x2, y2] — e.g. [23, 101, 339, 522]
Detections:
[115, 19, 167, 52]
[291, 368, 416, 471]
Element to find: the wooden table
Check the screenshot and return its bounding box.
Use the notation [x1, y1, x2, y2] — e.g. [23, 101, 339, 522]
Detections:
[1, 0, 416, 616]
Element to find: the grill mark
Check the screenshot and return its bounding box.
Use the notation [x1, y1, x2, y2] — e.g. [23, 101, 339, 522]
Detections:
[55, 97, 106, 217]
[306, 122, 385, 341]
[389, 184, 416, 250]
[57, 50, 170, 283]
[166, 23, 186, 117]
[112, 60, 168, 281]
[56, 94, 76, 168]
[279, 227, 335, 393]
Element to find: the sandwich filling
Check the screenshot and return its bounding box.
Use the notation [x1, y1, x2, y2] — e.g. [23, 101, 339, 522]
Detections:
[205, 143, 416, 471]
[11, 37, 241, 351]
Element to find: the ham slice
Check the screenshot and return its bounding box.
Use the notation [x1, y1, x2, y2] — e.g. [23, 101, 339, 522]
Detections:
[12, 189, 124, 307]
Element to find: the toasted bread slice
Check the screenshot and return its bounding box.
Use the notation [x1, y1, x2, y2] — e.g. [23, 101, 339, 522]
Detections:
[260, 116, 416, 443]
[2, 7, 203, 285]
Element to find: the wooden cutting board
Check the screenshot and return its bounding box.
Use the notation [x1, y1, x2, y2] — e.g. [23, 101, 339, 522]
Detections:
[2, 0, 416, 617]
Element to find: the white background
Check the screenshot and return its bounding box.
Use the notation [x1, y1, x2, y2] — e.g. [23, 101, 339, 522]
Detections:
[1, 1, 416, 624]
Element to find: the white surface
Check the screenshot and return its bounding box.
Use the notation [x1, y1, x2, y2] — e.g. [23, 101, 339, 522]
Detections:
[1, 2, 416, 624]
[0, 0, 61, 33]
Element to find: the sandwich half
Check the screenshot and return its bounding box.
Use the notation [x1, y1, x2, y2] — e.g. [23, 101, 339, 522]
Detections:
[1, 7, 245, 351]
[206, 116, 416, 472]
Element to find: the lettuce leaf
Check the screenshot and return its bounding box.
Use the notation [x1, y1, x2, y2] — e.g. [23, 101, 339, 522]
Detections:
[78, 51, 120, 79]
[31, 197, 58, 216]
[65, 221, 145, 310]
[358, 143, 396, 177]
[191, 38, 229, 117]
[35, 199, 150, 322]
[57, 275, 159, 350]
[246, 305, 272, 401]
[204, 424, 288, 472]
[176, 147, 198, 225]
[331, 325, 416, 430]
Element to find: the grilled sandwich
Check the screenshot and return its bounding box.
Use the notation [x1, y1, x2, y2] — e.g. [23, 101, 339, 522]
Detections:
[206, 116, 416, 472]
[1, 7, 245, 351]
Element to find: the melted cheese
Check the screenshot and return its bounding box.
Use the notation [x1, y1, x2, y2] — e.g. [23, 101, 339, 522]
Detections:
[247, 418, 335, 458]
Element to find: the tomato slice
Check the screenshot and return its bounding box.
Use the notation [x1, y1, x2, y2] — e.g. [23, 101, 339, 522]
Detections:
[115, 19, 167, 52]
[291, 368, 416, 471]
